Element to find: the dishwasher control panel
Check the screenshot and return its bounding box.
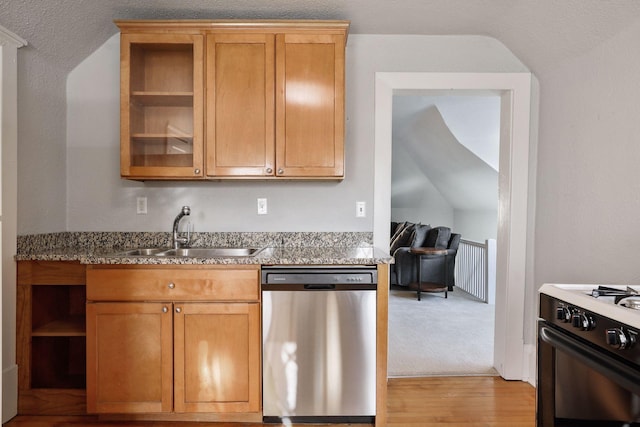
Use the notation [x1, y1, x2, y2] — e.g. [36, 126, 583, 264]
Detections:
[261, 266, 377, 288]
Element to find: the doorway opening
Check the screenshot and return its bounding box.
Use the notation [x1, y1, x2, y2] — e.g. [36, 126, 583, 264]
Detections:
[388, 92, 499, 376]
[374, 72, 534, 380]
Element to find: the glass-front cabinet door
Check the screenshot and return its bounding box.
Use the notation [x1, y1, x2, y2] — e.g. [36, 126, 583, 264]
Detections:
[120, 33, 204, 179]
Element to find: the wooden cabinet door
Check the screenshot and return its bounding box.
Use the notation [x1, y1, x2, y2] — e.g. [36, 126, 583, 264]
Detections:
[86, 302, 173, 414]
[275, 33, 345, 178]
[120, 33, 204, 179]
[206, 34, 275, 177]
[173, 302, 261, 413]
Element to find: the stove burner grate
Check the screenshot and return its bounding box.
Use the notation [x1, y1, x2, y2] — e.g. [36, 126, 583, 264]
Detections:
[591, 285, 639, 304]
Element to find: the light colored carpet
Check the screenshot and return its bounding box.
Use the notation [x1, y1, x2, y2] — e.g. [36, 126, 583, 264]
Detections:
[388, 286, 497, 377]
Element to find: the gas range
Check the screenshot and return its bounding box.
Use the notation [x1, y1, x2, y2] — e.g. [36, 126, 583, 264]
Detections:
[537, 284, 640, 426]
[539, 282, 640, 367]
[539, 283, 640, 330]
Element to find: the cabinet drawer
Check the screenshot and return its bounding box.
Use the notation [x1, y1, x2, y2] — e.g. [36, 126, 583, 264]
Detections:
[87, 266, 259, 302]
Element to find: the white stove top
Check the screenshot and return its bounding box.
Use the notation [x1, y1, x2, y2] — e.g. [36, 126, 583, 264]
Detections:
[540, 283, 640, 329]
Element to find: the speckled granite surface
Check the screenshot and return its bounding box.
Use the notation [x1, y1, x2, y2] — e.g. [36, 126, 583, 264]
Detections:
[16, 232, 393, 265]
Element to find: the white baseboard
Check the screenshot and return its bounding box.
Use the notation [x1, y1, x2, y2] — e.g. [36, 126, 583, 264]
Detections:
[522, 343, 536, 387]
[2, 364, 18, 423]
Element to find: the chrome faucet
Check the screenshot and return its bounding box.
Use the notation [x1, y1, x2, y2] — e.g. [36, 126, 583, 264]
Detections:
[172, 206, 191, 249]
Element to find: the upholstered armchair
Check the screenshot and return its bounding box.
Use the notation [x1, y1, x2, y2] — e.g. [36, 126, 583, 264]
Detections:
[390, 224, 461, 291]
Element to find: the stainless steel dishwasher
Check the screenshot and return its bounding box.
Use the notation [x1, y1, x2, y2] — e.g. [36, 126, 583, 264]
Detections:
[261, 265, 377, 424]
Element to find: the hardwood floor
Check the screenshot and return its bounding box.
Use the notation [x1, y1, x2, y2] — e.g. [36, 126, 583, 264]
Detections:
[4, 376, 535, 427]
[387, 376, 535, 427]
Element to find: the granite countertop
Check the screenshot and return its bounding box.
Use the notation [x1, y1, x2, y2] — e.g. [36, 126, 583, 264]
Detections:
[16, 232, 393, 265]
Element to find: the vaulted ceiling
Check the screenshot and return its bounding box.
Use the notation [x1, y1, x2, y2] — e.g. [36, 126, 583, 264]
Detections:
[1, 0, 640, 77]
[392, 95, 500, 212]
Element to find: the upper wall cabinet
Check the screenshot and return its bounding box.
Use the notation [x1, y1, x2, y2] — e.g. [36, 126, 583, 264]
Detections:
[274, 33, 345, 178]
[116, 20, 349, 180]
[205, 33, 275, 177]
[119, 32, 204, 179]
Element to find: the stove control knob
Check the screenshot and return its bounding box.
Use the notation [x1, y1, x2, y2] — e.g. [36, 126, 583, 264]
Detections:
[606, 328, 632, 349]
[572, 312, 595, 331]
[556, 306, 572, 323]
[571, 312, 581, 328]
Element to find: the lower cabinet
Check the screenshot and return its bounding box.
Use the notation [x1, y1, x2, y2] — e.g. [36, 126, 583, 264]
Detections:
[85, 265, 261, 420]
[174, 302, 260, 414]
[16, 260, 87, 415]
[86, 302, 173, 414]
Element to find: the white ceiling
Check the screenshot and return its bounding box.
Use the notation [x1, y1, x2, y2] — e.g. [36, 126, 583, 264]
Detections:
[1, 0, 640, 76]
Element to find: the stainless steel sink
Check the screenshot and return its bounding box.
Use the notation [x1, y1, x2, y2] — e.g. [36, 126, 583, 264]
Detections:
[114, 247, 263, 257]
[162, 247, 263, 257]
[117, 248, 170, 256]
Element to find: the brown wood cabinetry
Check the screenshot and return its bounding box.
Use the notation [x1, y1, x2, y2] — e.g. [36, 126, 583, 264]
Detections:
[117, 20, 348, 180]
[119, 32, 204, 179]
[205, 33, 275, 177]
[85, 265, 261, 422]
[274, 33, 345, 178]
[174, 302, 260, 414]
[16, 261, 87, 415]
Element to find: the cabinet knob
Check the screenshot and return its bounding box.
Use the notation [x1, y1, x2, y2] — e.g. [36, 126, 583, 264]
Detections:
[168, 282, 175, 289]
[194, 168, 201, 175]
[175, 307, 182, 313]
[162, 306, 169, 313]
[277, 168, 284, 175]
[266, 168, 273, 174]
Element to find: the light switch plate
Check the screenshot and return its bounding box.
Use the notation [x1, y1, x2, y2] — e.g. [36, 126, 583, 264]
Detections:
[136, 197, 147, 215]
[257, 198, 268, 215]
[356, 201, 366, 218]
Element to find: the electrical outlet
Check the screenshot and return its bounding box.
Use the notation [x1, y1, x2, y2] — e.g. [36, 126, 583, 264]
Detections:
[136, 197, 147, 215]
[257, 198, 268, 215]
[356, 201, 366, 218]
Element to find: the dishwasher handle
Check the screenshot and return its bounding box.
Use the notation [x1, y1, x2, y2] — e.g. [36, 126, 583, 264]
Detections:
[304, 284, 336, 290]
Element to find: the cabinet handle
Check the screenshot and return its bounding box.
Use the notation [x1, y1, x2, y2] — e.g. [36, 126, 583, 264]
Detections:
[168, 282, 175, 289]
[194, 168, 201, 175]
[277, 168, 284, 174]
[162, 306, 169, 313]
[266, 168, 273, 174]
[175, 307, 182, 313]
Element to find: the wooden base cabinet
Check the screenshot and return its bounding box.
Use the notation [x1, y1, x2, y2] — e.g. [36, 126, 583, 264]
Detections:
[16, 261, 87, 415]
[174, 302, 260, 413]
[85, 265, 261, 421]
[86, 302, 173, 414]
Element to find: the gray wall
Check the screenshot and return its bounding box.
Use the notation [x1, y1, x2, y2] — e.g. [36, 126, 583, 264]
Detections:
[534, 18, 640, 286]
[454, 210, 498, 242]
[17, 45, 67, 233]
[391, 138, 455, 228]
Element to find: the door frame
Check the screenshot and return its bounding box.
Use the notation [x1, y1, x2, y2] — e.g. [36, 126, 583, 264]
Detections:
[373, 72, 534, 380]
[1, 24, 27, 422]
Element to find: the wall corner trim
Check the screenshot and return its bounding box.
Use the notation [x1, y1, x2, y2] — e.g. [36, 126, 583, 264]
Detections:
[0, 25, 27, 48]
